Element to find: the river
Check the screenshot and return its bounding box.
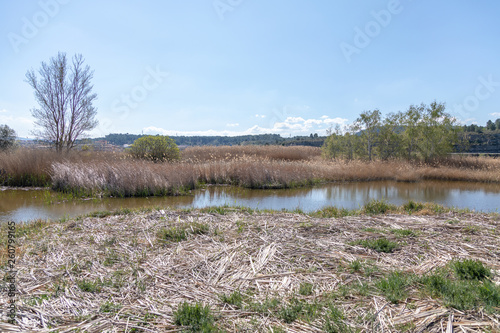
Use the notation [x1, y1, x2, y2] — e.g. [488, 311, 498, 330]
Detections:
[1, 181, 499, 222]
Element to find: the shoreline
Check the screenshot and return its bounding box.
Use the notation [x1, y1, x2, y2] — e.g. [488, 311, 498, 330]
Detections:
[1, 207, 499, 332]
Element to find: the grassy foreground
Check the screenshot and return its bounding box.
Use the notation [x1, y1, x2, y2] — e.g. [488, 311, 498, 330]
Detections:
[1, 203, 499, 332]
[1, 146, 500, 197]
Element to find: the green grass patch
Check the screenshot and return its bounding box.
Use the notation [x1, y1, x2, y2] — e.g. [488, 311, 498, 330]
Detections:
[323, 305, 351, 333]
[352, 238, 399, 253]
[157, 222, 210, 243]
[390, 228, 418, 238]
[298, 282, 314, 296]
[100, 301, 122, 313]
[420, 272, 500, 311]
[451, 259, 491, 281]
[77, 279, 102, 293]
[278, 298, 303, 323]
[219, 290, 244, 308]
[188, 222, 210, 235]
[403, 200, 424, 213]
[363, 199, 396, 215]
[173, 302, 217, 332]
[348, 260, 362, 273]
[376, 271, 416, 303]
[157, 226, 187, 242]
[246, 297, 281, 313]
[310, 206, 353, 218]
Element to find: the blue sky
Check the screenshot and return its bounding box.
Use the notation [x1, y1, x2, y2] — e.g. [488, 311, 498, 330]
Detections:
[1, 0, 499, 138]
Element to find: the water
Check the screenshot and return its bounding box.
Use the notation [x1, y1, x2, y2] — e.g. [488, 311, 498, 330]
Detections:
[1, 181, 499, 222]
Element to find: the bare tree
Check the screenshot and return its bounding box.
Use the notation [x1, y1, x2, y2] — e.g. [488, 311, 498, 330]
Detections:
[26, 52, 98, 152]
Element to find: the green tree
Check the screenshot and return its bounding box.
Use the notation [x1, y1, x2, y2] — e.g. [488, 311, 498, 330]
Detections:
[400, 104, 424, 160]
[416, 101, 459, 161]
[495, 118, 500, 131]
[486, 120, 496, 131]
[352, 110, 381, 161]
[377, 113, 402, 160]
[129, 135, 180, 162]
[0, 124, 17, 150]
[322, 125, 343, 159]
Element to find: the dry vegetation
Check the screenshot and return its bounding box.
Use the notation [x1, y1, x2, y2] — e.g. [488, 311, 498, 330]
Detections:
[1, 146, 500, 197]
[1, 206, 499, 332]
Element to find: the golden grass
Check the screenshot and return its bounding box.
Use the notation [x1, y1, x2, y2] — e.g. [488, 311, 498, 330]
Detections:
[2, 146, 500, 196]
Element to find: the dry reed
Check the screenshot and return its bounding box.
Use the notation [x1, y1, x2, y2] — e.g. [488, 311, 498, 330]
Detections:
[2, 208, 499, 332]
[181, 145, 322, 162]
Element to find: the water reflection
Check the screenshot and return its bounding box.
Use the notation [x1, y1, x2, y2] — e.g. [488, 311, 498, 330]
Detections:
[1, 181, 499, 222]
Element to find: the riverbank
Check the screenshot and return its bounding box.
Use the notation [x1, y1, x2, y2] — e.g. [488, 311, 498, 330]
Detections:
[1, 205, 499, 332]
[2, 147, 500, 197]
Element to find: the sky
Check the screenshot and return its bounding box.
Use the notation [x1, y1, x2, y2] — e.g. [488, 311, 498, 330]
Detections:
[1, 0, 500, 139]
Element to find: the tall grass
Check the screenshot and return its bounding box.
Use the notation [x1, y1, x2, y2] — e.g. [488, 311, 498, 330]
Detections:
[2, 146, 500, 196]
[0, 149, 121, 187]
[181, 145, 321, 162]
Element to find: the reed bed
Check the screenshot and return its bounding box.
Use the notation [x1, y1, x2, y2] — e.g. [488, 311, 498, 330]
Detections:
[0, 149, 121, 187]
[2, 147, 500, 195]
[50, 157, 500, 196]
[1, 208, 499, 332]
[181, 145, 322, 162]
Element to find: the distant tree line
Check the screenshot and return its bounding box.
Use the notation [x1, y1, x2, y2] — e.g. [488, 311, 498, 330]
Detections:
[322, 101, 465, 161]
[96, 133, 326, 147]
[462, 118, 500, 133]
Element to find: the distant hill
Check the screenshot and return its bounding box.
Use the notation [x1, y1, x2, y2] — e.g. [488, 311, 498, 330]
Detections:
[93, 133, 326, 147]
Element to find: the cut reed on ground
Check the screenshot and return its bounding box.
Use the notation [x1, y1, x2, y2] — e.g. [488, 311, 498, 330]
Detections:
[1, 146, 500, 196]
[2, 206, 499, 332]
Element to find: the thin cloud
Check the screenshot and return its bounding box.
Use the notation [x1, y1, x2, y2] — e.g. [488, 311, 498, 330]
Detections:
[0, 109, 8, 113]
[489, 112, 500, 117]
[226, 123, 239, 127]
[144, 115, 349, 137]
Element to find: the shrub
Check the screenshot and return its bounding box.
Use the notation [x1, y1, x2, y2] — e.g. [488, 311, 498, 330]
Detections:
[129, 135, 180, 162]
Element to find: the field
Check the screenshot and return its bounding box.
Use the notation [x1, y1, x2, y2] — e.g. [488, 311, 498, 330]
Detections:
[1, 204, 499, 332]
[1, 146, 500, 197]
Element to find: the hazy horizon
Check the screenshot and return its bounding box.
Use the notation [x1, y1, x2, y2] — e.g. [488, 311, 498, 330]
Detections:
[1, 1, 500, 139]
